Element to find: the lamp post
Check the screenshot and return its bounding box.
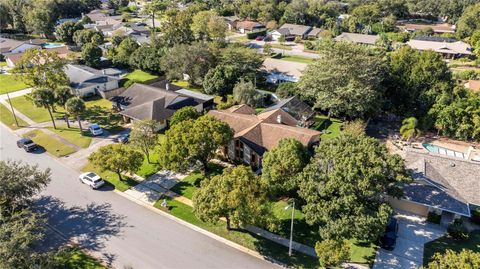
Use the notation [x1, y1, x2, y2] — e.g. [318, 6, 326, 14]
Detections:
[284, 200, 295, 256]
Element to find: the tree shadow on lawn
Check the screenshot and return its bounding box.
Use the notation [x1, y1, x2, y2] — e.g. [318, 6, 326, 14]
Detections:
[33, 195, 130, 266]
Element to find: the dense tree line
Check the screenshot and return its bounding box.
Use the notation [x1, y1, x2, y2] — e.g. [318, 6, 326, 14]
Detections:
[0, 0, 101, 36]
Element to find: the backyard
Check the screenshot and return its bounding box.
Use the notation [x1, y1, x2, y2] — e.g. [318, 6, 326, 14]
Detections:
[423, 230, 480, 265]
[0, 74, 29, 94]
[122, 69, 159, 86]
[311, 115, 343, 140]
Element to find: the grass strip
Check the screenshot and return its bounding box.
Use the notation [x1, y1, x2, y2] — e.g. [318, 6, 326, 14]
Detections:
[0, 103, 29, 129]
[23, 129, 76, 157]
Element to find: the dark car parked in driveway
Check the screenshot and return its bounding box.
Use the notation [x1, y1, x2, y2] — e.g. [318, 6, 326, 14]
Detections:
[17, 138, 38, 152]
[380, 217, 399, 251]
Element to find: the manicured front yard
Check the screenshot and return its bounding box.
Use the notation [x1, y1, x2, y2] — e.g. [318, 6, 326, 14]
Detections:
[0, 103, 29, 129]
[23, 129, 76, 157]
[0, 74, 29, 94]
[271, 55, 314, 64]
[154, 197, 319, 268]
[423, 231, 480, 265]
[47, 125, 92, 148]
[55, 248, 106, 269]
[170, 171, 204, 199]
[9, 95, 65, 123]
[270, 44, 293, 51]
[81, 162, 138, 192]
[136, 153, 160, 178]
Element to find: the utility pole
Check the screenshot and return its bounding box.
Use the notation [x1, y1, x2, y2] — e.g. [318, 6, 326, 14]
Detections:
[6, 92, 19, 127]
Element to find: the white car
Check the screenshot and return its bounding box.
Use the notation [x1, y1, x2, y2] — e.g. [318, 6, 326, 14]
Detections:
[89, 123, 103, 136]
[79, 172, 105, 189]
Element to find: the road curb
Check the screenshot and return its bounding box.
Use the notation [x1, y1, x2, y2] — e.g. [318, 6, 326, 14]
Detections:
[113, 189, 290, 268]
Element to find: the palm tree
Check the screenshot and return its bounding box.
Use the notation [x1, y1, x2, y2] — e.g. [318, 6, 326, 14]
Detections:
[400, 117, 421, 142]
[30, 88, 57, 129]
[65, 97, 86, 134]
[54, 86, 73, 128]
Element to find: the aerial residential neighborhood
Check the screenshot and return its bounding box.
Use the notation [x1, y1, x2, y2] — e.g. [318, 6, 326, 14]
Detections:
[0, 0, 479, 269]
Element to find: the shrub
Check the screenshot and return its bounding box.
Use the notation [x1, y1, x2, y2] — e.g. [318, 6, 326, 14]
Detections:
[447, 219, 469, 240]
[471, 208, 480, 225]
[315, 239, 350, 268]
[427, 211, 441, 224]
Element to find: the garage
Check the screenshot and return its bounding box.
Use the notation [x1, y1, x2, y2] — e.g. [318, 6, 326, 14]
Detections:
[388, 197, 429, 217]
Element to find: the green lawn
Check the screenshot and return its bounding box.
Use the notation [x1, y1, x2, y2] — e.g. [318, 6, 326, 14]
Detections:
[0, 61, 7, 67]
[311, 115, 343, 140]
[170, 163, 224, 199]
[136, 152, 160, 178]
[23, 129, 76, 157]
[423, 231, 480, 265]
[47, 125, 92, 148]
[124, 69, 158, 82]
[9, 95, 65, 123]
[55, 248, 106, 269]
[82, 162, 138, 192]
[270, 44, 293, 51]
[272, 55, 314, 64]
[155, 197, 319, 268]
[0, 103, 29, 129]
[0, 74, 29, 94]
[172, 80, 203, 92]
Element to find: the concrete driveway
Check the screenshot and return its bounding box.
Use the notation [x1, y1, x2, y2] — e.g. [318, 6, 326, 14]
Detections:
[373, 213, 446, 269]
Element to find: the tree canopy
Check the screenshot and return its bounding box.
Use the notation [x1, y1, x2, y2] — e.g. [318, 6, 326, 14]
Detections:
[130, 120, 158, 163]
[298, 135, 410, 241]
[232, 79, 262, 108]
[55, 21, 84, 44]
[193, 165, 272, 230]
[169, 106, 201, 126]
[298, 41, 386, 118]
[158, 116, 233, 172]
[423, 249, 480, 269]
[261, 138, 310, 197]
[89, 144, 143, 180]
[81, 42, 102, 68]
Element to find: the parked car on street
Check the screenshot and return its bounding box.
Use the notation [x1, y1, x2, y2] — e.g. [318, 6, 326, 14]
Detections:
[79, 172, 105, 189]
[89, 123, 103, 136]
[115, 133, 129, 143]
[16, 138, 38, 152]
[380, 217, 399, 251]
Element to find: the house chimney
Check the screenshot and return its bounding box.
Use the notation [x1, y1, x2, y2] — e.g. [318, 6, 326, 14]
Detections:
[166, 83, 170, 91]
[276, 114, 282, 124]
[102, 69, 106, 75]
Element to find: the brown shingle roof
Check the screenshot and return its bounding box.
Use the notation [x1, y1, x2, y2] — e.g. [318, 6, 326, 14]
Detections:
[5, 46, 72, 66]
[208, 105, 320, 154]
[465, 80, 480, 92]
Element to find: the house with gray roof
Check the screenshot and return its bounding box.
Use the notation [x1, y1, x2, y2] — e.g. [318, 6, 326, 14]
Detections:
[64, 64, 121, 97]
[406, 38, 472, 59]
[334, 32, 380, 45]
[111, 83, 214, 130]
[271, 24, 323, 41]
[260, 96, 315, 127]
[389, 150, 480, 223]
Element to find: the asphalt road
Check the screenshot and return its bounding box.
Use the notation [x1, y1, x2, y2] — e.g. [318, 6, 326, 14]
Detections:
[0, 124, 278, 269]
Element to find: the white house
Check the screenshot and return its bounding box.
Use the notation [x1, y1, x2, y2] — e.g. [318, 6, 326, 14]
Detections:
[64, 64, 120, 97]
[0, 38, 42, 55]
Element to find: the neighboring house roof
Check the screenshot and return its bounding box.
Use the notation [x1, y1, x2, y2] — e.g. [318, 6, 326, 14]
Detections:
[334, 32, 380, 45]
[64, 64, 120, 90]
[224, 16, 239, 23]
[403, 150, 480, 215]
[308, 27, 323, 37]
[272, 28, 291, 36]
[113, 83, 213, 121]
[236, 20, 265, 31]
[406, 39, 472, 55]
[0, 38, 42, 53]
[5, 46, 72, 66]
[208, 106, 320, 155]
[226, 104, 257, 115]
[278, 23, 312, 36]
[86, 9, 122, 23]
[402, 23, 455, 33]
[465, 80, 480, 92]
[261, 96, 315, 125]
[261, 58, 307, 83]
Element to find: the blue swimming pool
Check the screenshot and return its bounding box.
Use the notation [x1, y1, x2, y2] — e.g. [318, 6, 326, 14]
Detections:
[42, 43, 65, 49]
[423, 143, 466, 159]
